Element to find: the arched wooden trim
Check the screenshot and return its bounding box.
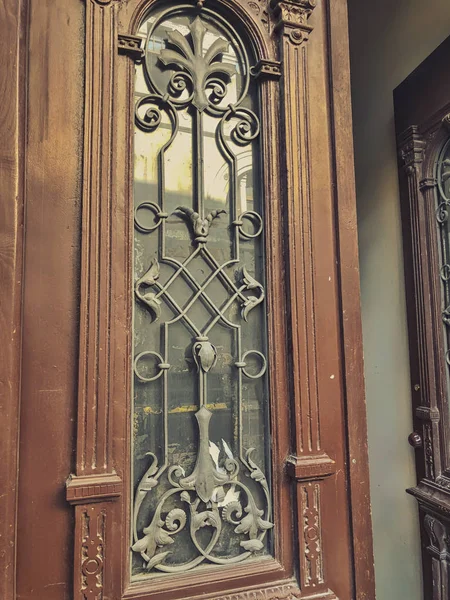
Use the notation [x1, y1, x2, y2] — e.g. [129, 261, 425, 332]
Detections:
[124, 0, 276, 64]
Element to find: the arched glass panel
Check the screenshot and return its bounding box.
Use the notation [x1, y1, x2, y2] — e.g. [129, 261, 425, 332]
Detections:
[131, 4, 273, 578]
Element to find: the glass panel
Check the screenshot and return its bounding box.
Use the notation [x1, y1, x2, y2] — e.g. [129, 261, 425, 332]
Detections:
[131, 5, 273, 579]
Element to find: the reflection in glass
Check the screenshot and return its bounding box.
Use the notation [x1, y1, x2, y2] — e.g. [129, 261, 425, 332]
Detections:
[131, 5, 273, 579]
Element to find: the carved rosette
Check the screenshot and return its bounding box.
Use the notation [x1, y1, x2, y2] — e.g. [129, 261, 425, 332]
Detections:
[80, 505, 106, 600]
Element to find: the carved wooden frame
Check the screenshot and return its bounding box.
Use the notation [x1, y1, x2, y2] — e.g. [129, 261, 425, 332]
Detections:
[397, 101, 450, 598]
[64, 1, 374, 599]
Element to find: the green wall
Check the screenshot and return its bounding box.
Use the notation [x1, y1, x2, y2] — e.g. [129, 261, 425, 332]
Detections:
[348, 1, 450, 598]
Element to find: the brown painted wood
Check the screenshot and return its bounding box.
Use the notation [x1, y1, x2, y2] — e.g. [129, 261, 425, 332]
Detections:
[0, 2, 27, 599]
[326, 1, 375, 597]
[395, 34, 450, 600]
[14, 2, 85, 599]
[0, 1, 375, 599]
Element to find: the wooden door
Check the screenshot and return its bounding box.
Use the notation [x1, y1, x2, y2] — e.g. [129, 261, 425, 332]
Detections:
[395, 34, 450, 600]
[0, 1, 374, 599]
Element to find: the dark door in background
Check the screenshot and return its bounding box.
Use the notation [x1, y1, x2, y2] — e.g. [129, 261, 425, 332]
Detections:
[396, 34, 450, 600]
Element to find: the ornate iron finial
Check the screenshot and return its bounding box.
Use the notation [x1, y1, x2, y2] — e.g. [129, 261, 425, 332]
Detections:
[174, 206, 226, 244]
[160, 17, 236, 111]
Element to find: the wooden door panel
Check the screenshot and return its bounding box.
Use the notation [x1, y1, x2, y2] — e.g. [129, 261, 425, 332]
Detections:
[0, 1, 375, 599]
[15, 1, 84, 598]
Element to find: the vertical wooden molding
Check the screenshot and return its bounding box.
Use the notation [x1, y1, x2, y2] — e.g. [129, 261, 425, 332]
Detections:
[0, 1, 26, 598]
[271, 0, 335, 595]
[78, 0, 115, 478]
[271, 0, 332, 468]
[326, 1, 375, 596]
[399, 126, 443, 480]
[68, 1, 123, 599]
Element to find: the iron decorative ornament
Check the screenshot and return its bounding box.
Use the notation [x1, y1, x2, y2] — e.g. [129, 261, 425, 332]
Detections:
[131, 4, 273, 577]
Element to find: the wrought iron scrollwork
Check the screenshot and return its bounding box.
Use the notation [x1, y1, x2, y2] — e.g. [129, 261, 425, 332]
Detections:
[436, 140, 450, 368]
[132, 5, 272, 576]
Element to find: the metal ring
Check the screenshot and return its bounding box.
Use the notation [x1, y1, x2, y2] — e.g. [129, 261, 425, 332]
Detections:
[441, 264, 450, 282]
[134, 202, 166, 233]
[235, 211, 263, 239]
[240, 351, 267, 379]
[134, 351, 166, 382]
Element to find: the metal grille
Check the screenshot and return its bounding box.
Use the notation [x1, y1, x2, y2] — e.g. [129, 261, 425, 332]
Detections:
[437, 141, 450, 374]
[131, 4, 273, 577]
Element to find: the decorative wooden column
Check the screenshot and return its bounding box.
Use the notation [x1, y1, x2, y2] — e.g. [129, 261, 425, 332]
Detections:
[270, 1, 337, 597]
[398, 126, 442, 482]
[66, 1, 123, 599]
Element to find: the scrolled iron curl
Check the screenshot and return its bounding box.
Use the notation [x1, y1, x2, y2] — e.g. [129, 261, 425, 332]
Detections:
[206, 77, 228, 106]
[224, 457, 240, 478]
[135, 95, 166, 133]
[165, 508, 187, 534]
[436, 200, 450, 224]
[168, 464, 186, 488]
[230, 108, 260, 146]
[168, 72, 194, 105]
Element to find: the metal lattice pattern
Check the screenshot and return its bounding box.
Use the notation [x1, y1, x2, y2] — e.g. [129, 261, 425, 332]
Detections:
[131, 5, 273, 576]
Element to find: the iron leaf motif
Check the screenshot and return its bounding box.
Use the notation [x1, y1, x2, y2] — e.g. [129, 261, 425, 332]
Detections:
[138, 258, 160, 286]
[234, 507, 272, 538]
[160, 17, 236, 111]
[241, 267, 265, 321]
[135, 259, 162, 322]
[234, 498, 274, 544]
[246, 448, 269, 493]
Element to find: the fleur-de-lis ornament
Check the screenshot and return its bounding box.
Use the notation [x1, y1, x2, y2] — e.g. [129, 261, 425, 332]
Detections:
[160, 17, 236, 111]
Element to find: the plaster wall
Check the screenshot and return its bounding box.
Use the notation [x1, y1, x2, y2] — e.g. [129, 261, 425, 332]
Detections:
[347, 1, 450, 598]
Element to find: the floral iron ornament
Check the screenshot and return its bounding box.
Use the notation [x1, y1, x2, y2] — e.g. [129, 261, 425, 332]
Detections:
[132, 407, 273, 571]
[159, 17, 236, 111]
